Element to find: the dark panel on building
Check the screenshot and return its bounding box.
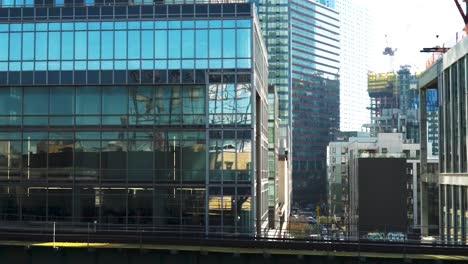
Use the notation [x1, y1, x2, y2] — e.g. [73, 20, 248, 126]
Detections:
[358, 158, 407, 233]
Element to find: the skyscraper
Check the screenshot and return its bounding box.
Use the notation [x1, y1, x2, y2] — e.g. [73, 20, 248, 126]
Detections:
[0, 2, 270, 235]
[290, 0, 340, 205]
[335, 0, 370, 131]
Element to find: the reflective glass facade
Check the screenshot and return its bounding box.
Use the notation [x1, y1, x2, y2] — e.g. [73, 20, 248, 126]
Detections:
[0, 3, 270, 235]
[291, 0, 339, 205]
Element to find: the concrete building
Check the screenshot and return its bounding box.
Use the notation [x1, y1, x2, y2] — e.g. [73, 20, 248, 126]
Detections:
[328, 133, 429, 237]
[0, 2, 272, 235]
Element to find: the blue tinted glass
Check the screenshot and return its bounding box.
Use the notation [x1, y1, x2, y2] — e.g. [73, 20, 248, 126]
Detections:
[182, 21, 194, 28]
[15, 0, 24, 6]
[195, 59, 208, 69]
[115, 31, 127, 59]
[85, 0, 93, 5]
[115, 60, 126, 69]
[182, 30, 194, 59]
[88, 61, 99, 70]
[128, 60, 140, 69]
[142, 31, 154, 59]
[155, 21, 167, 29]
[195, 30, 207, 59]
[49, 23, 60, 31]
[168, 21, 181, 29]
[155, 30, 167, 59]
[22, 62, 33, 70]
[50, 87, 74, 115]
[237, 29, 251, 58]
[0, 25, 7, 32]
[209, 20, 221, 28]
[76, 86, 101, 114]
[142, 60, 153, 69]
[35, 61, 46, 70]
[168, 30, 180, 59]
[88, 31, 100, 60]
[115, 22, 126, 30]
[237, 59, 251, 68]
[62, 61, 73, 70]
[223, 59, 235, 68]
[2, 0, 14, 6]
[62, 32, 74, 60]
[128, 21, 140, 29]
[209, 30, 221, 58]
[75, 31, 87, 60]
[9, 33, 21, 60]
[0, 87, 22, 115]
[49, 61, 60, 70]
[128, 31, 140, 59]
[62, 23, 73, 30]
[10, 24, 21, 31]
[10, 62, 20, 71]
[102, 86, 127, 115]
[75, 23, 86, 30]
[88, 22, 100, 30]
[223, 29, 235, 58]
[0, 62, 6, 70]
[35, 32, 47, 60]
[155, 60, 166, 69]
[195, 20, 208, 28]
[209, 59, 221, 69]
[101, 31, 114, 59]
[101, 61, 113, 69]
[24, 87, 49, 115]
[142, 21, 153, 29]
[55, 0, 64, 6]
[102, 22, 113, 30]
[22, 32, 34, 60]
[236, 20, 251, 28]
[75, 61, 86, 70]
[23, 23, 34, 31]
[0, 33, 7, 61]
[168, 60, 180, 69]
[36, 23, 47, 31]
[223, 20, 235, 28]
[48, 32, 61, 60]
[182, 60, 194, 69]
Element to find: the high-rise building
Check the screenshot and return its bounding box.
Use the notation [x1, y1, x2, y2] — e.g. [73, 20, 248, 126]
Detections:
[0, 2, 271, 235]
[335, 0, 370, 132]
[290, 0, 340, 206]
[419, 36, 468, 242]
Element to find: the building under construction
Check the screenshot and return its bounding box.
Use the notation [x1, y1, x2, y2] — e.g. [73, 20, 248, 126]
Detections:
[365, 66, 420, 143]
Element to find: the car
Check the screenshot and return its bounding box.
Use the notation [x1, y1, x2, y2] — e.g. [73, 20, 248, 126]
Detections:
[307, 216, 317, 224]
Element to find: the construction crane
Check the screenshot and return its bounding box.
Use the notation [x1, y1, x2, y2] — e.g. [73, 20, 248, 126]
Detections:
[382, 34, 397, 56]
[454, 0, 468, 26]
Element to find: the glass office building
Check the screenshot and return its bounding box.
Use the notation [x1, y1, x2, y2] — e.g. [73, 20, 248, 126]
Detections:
[0, 2, 270, 235]
[290, 0, 340, 205]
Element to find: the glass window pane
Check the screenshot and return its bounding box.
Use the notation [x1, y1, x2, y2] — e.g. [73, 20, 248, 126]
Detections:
[88, 31, 100, 60]
[22, 32, 34, 60]
[0, 33, 8, 61]
[62, 32, 74, 60]
[103, 86, 128, 115]
[195, 30, 208, 59]
[101, 31, 114, 60]
[50, 87, 74, 115]
[76, 86, 101, 115]
[35, 32, 47, 60]
[168, 30, 181, 59]
[237, 29, 251, 58]
[223, 29, 235, 58]
[115, 31, 127, 60]
[155, 30, 167, 59]
[9, 33, 21, 60]
[209, 29, 221, 58]
[142, 30, 154, 59]
[182, 30, 194, 59]
[24, 87, 49, 115]
[0, 87, 22, 115]
[128, 31, 140, 59]
[48, 32, 60, 60]
[75, 31, 87, 60]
